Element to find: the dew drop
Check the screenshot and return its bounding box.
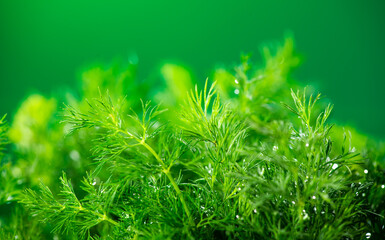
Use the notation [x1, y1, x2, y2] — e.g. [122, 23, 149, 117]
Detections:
[292, 201, 296, 205]
[362, 193, 366, 197]
[312, 195, 316, 200]
[332, 163, 338, 170]
[92, 181, 96, 186]
[366, 232, 371, 239]
[253, 209, 257, 213]
[381, 185, 385, 189]
[364, 169, 368, 174]
[305, 143, 309, 147]
[273, 145, 278, 151]
[234, 89, 240, 95]
[234, 79, 239, 84]
[236, 215, 239, 219]
[70, 150, 80, 161]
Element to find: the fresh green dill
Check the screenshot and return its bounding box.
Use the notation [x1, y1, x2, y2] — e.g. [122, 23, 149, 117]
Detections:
[0, 115, 7, 156]
[0, 37, 384, 239]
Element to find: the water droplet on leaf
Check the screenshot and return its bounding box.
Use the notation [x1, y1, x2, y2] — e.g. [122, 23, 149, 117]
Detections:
[70, 150, 80, 161]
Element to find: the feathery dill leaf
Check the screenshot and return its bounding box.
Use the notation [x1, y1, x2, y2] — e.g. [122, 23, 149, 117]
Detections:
[0, 115, 7, 156]
[2, 37, 382, 239]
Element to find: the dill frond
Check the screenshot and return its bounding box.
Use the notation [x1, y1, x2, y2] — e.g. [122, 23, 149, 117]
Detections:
[0, 37, 382, 239]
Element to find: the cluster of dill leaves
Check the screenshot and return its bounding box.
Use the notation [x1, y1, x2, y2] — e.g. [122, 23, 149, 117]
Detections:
[0, 37, 384, 239]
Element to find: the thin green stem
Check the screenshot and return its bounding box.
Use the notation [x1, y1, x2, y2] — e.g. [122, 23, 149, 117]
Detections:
[62, 203, 119, 227]
[113, 113, 194, 225]
[78, 206, 119, 226]
[141, 141, 194, 226]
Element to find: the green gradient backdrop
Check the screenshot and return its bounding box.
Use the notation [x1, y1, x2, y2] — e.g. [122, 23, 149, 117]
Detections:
[0, 0, 384, 137]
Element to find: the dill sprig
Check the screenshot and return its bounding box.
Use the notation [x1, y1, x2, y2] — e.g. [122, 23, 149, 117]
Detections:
[20, 82, 368, 239]
[0, 115, 7, 156]
[0, 37, 382, 239]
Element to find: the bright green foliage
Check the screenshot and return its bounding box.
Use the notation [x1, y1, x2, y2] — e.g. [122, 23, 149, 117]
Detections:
[238, 89, 362, 239]
[7, 95, 59, 186]
[160, 63, 194, 104]
[80, 62, 138, 102]
[0, 115, 14, 205]
[0, 115, 7, 157]
[0, 37, 384, 239]
[0, 62, 144, 239]
[21, 173, 119, 239]
[9, 95, 56, 150]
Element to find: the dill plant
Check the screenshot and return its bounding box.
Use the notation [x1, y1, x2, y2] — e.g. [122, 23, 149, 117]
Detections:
[0, 37, 384, 239]
[0, 115, 7, 157]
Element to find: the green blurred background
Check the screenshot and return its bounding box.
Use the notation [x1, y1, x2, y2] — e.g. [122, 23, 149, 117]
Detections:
[0, 0, 384, 138]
